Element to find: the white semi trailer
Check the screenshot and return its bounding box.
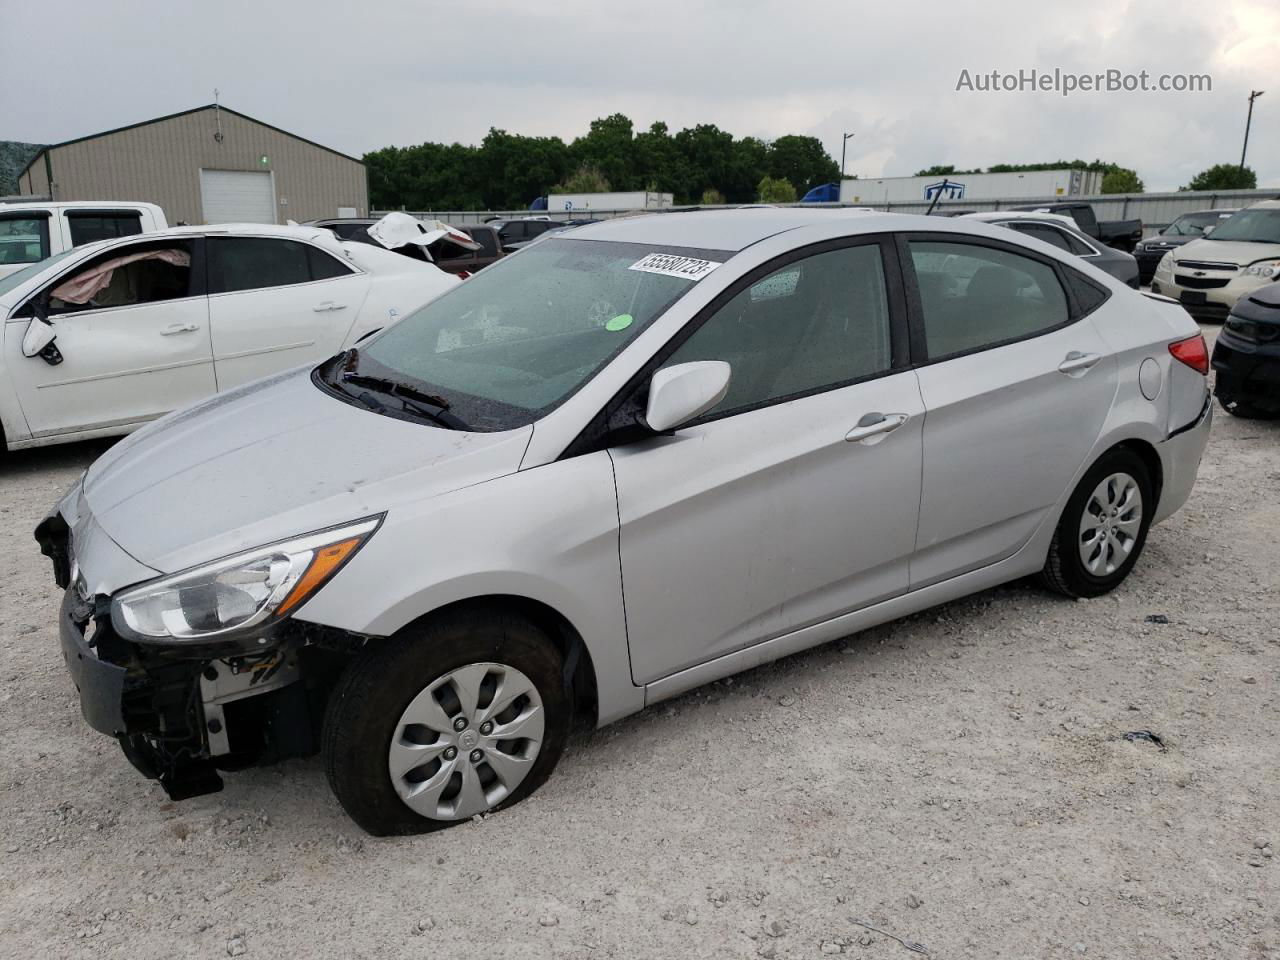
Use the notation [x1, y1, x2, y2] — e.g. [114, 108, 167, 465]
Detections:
[840, 169, 1103, 205]
[545, 191, 674, 214]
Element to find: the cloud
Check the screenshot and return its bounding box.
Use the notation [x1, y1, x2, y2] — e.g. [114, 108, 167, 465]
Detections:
[1, 0, 1274, 192]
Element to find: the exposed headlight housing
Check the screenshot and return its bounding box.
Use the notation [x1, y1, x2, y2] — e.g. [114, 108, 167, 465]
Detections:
[1243, 260, 1280, 280]
[111, 516, 382, 642]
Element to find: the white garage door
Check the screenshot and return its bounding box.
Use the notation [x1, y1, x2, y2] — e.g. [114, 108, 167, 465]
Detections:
[199, 169, 276, 224]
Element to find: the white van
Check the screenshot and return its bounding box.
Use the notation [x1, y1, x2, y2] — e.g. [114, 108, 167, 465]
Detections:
[0, 201, 167, 280]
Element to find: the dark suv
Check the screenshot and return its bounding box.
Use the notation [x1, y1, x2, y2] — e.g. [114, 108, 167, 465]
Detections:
[1211, 279, 1280, 418]
[487, 218, 565, 250]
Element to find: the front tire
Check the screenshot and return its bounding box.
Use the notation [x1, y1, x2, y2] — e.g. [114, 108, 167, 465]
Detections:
[322, 608, 570, 836]
[1039, 447, 1153, 599]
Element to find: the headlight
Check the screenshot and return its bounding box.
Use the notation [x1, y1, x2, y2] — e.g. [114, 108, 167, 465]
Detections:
[111, 516, 382, 642]
[1243, 260, 1280, 280]
[1156, 252, 1174, 272]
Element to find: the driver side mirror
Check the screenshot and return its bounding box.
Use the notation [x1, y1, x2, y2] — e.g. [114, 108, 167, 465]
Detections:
[22, 301, 63, 365]
[645, 361, 731, 432]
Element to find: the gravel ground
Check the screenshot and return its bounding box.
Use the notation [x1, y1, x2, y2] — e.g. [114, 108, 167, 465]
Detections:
[1, 324, 1277, 959]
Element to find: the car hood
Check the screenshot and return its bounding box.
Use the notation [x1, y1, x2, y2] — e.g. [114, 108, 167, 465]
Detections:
[82, 367, 533, 573]
[1173, 238, 1280, 267]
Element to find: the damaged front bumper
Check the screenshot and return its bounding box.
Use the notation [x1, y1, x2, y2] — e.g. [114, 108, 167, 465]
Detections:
[37, 495, 359, 802]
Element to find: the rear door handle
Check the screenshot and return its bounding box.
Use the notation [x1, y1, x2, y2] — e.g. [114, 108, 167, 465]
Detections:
[1058, 351, 1102, 375]
[160, 322, 199, 336]
[845, 412, 909, 444]
[313, 301, 348, 312]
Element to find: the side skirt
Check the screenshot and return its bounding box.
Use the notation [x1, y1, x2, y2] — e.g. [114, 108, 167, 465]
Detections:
[642, 545, 1044, 707]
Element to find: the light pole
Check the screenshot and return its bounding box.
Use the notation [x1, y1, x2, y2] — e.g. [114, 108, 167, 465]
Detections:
[1241, 90, 1264, 171]
[840, 132, 855, 178]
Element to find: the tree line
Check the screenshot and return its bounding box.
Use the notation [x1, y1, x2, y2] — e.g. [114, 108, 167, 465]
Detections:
[363, 114, 1264, 211]
[363, 114, 839, 210]
[916, 159, 1260, 193]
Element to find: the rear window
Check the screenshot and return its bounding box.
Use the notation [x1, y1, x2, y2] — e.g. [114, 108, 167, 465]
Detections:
[467, 229, 498, 257]
[67, 211, 143, 246]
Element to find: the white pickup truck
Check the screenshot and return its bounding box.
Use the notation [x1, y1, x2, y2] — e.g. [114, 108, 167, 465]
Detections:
[0, 201, 167, 280]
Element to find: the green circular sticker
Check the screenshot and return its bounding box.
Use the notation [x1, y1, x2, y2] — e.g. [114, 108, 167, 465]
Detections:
[605, 314, 634, 332]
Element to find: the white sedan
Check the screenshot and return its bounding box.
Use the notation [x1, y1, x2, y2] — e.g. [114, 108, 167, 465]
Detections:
[0, 223, 458, 452]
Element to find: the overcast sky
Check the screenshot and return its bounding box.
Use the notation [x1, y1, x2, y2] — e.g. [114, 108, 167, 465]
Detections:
[2, 0, 1275, 192]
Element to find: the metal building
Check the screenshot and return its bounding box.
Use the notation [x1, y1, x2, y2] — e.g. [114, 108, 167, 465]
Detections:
[15, 104, 367, 225]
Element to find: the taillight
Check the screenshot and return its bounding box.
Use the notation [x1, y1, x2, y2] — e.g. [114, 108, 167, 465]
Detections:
[1169, 334, 1209, 375]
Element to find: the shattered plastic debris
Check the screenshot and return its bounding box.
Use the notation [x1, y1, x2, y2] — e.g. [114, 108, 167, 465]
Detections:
[1144, 614, 1170, 624]
[1122, 730, 1167, 752]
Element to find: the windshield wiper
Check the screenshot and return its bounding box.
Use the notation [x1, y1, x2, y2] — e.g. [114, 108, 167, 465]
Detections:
[339, 373, 470, 430]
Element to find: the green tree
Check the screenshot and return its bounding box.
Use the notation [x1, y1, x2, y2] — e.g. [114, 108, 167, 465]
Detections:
[1181, 164, 1257, 191]
[571, 114, 636, 192]
[768, 135, 840, 193]
[757, 176, 797, 203]
[560, 163, 611, 194]
[1100, 167, 1144, 194]
[633, 121, 685, 196]
[674, 124, 738, 203]
[914, 164, 980, 177]
[700, 188, 726, 205]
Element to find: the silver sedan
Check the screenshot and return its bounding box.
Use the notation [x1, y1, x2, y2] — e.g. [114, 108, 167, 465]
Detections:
[38, 209, 1212, 834]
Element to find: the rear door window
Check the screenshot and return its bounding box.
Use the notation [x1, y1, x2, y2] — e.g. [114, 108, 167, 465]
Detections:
[208, 237, 315, 293]
[66, 211, 144, 246]
[908, 240, 1071, 359]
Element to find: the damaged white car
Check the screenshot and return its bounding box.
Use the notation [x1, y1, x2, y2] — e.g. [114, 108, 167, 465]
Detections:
[0, 220, 458, 452]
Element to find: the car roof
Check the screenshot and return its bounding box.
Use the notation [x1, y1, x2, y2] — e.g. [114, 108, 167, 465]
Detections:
[0, 199, 162, 210]
[564, 208, 886, 252]
[961, 210, 1078, 228]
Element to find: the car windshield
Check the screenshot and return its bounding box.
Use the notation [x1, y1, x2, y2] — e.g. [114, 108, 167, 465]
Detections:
[321, 237, 728, 431]
[1164, 213, 1224, 237]
[1207, 208, 1280, 244]
[0, 249, 78, 300]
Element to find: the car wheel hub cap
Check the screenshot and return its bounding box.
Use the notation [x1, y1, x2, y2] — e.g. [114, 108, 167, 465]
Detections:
[388, 661, 545, 821]
[1078, 472, 1143, 576]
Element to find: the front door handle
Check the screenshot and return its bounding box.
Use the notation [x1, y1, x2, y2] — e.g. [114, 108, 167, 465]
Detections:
[160, 322, 200, 336]
[1058, 351, 1102, 375]
[845, 412, 909, 444]
[313, 301, 348, 312]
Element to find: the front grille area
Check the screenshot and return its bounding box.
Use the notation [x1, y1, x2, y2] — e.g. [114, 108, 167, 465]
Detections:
[1175, 275, 1231, 289]
[1176, 260, 1238, 271]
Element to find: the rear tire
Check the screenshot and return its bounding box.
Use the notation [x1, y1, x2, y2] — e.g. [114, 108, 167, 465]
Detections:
[322, 608, 570, 836]
[1039, 447, 1153, 599]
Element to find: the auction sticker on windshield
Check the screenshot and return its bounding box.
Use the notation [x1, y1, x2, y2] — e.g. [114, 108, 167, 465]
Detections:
[629, 253, 721, 281]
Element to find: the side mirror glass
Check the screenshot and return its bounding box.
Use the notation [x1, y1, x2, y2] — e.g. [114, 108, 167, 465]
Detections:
[645, 361, 731, 433]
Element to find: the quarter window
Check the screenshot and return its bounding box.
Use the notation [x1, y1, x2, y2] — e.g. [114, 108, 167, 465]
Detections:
[66, 211, 143, 246]
[663, 243, 892, 419]
[208, 237, 350, 293]
[306, 244, 355, 281]
[909, 240, 1070, 358]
